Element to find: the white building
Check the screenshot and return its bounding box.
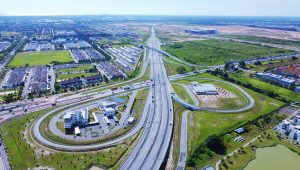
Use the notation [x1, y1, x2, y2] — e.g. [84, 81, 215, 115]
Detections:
[102, 101, 117, 109]
[104, 107, 116, 117]
[74, 126, 81, 136]
[63, 108, 89, 129]
[128, 117, 135, 124]
[193, 84, 218, 95]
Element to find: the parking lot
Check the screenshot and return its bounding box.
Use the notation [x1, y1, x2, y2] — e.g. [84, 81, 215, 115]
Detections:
[97, 61, 127, 80]
[105, 46, 142, 71]
[0, 41, 11, 52]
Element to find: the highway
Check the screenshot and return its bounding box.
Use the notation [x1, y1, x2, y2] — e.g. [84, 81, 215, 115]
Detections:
[177, 111, 189, 170]
[0, 139, 10, 170]
[120, 27, 174, 170]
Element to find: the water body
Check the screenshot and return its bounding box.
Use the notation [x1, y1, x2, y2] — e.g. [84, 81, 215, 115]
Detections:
[244, 145, 300, 170]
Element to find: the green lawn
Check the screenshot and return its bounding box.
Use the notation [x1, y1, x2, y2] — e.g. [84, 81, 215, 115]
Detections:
[164, 57, 195, 76]
[131, 89, 149, 119]
[186, 75, 285, 168]
[57, 73, 97, 80]
[58, 65, 93, 73]
[229, 73, 300, 103]
[56, 64, 97, 80]
[172, 84, 194, 105]
[162, 39, 294, 66]
[220, 130, 300, 170]
[173, 74, 249, 110]
[9, 51, 73, 67]
[224, 35, 300, 47]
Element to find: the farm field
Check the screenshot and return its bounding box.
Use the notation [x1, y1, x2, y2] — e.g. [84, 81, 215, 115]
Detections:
[224, 35, 300, 47]
[9, 50, 73, 67]
[162, 39, 294, 66]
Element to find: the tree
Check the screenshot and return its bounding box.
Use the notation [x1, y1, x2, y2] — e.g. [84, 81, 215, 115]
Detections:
[224, 62, 235, 71]
[2, 93, 15, 103]
[254, 61, 262, 65]
[238, 61, 246, 69]
[292, 56, 298, 60]
[176, 66, 187, 74]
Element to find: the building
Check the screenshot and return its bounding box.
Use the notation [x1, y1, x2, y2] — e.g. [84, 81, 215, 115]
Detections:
[256, 72, 296, 87]
[85, 74, 103, 86]
[104, 107, 116, 117]
[274, 64, 300, 78]
[30, 66, 49, 94]
[235, 128, 245, 134]
[63, 108, 89, 129]
[101, 101, 117, 109]
[185, 29, 217, 35]
[60, 78, 83, 89]
[74, 126, 81, 136]
[276, 118, 300, 144]
[193, 84, 218, 95]
[128, 117, 135, 124]
[2, 68, 28, 89]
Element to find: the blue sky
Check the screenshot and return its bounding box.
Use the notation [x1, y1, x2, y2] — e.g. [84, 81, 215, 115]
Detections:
[0, 0, 299, 16]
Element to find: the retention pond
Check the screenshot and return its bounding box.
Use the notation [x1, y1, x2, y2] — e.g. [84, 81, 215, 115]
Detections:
[244, 145, 300, 170]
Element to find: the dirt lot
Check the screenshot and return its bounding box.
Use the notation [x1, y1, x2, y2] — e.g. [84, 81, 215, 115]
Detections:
[197, 87, 237, 108]
[154, 24, 300, 41]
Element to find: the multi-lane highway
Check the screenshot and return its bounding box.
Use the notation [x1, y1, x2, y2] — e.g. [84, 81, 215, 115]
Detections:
[121, 28, 174, 170]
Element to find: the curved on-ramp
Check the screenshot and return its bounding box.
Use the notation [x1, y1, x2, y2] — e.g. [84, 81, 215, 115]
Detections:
[171, 78, 255, 113]
[31, 91, 152, 152]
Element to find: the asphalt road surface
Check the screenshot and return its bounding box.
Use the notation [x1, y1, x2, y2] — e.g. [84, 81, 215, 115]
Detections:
[177, 110, 189, 170]
[121, 27, 174, 170]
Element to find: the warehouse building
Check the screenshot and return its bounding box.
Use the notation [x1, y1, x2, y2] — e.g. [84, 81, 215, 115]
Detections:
[185, 29, 217, 35]
[193, 84, 218, 95]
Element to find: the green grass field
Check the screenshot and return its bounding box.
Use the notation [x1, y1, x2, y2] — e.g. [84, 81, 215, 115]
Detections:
[162, 39, 294, 66]
[229, 73, 300, 103]
[56, 64, 98, 80]
[173, 74, 249, 110]
[224, 35, 300, 47]
[172, 84, 195, 105]
[164, 58, 195, 76]
[9, 51, 73, 67]
[185, 74, 285, 168]
[248, 58, 300, 72]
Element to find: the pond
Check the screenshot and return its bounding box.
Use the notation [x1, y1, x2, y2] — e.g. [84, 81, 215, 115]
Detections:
[244, 145, 300, 170]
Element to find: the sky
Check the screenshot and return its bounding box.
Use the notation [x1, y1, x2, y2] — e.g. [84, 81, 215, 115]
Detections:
[0, 0, 300, 17]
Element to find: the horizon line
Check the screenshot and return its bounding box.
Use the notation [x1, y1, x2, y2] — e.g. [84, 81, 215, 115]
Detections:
[1, 13, 300, 18]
